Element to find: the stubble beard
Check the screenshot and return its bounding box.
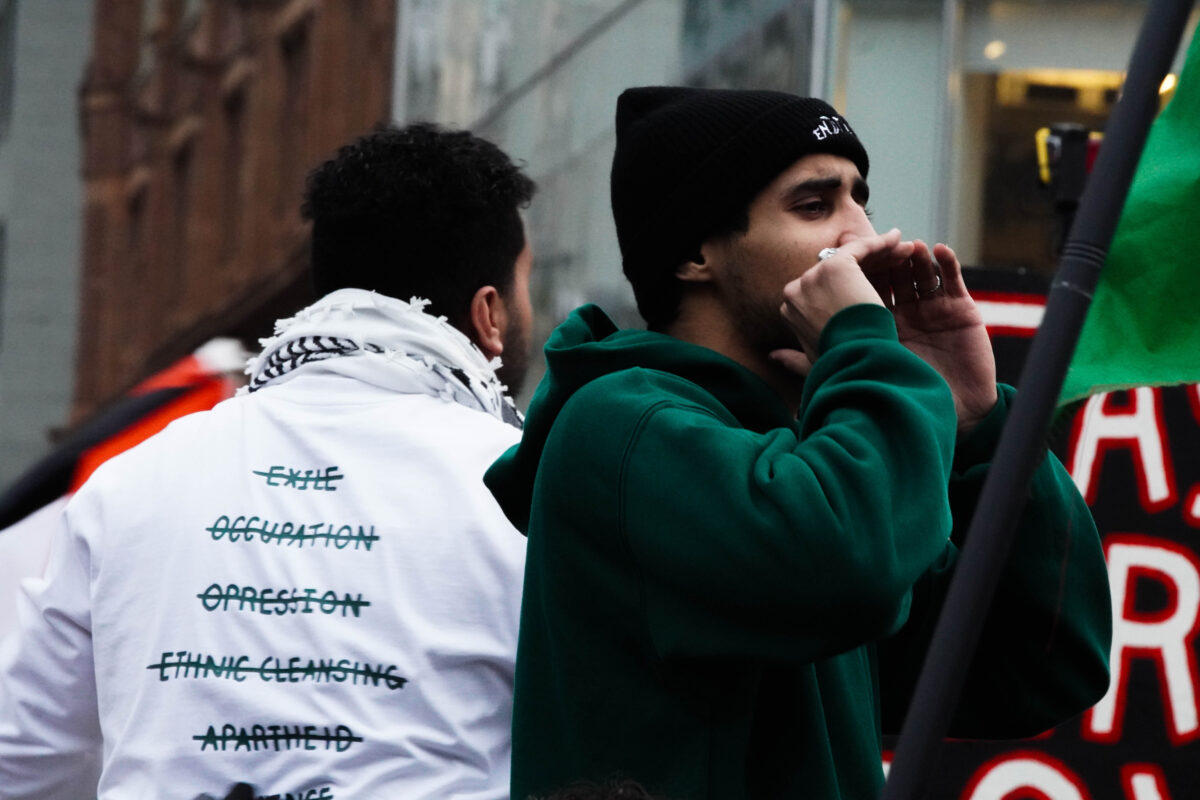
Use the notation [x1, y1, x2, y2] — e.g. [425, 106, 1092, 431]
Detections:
[728, 260, 802, 357]
[495, 322, 531, 401]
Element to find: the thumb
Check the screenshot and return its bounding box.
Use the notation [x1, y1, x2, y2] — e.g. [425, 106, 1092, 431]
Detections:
[770, 348, 812, 376]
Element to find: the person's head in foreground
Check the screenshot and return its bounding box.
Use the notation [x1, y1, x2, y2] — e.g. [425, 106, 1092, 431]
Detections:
[609, 86, 953, 405]
[612, 86, 871, 334]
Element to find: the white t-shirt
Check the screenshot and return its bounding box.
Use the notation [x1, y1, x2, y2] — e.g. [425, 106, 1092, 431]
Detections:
[0, 372, 525, 800]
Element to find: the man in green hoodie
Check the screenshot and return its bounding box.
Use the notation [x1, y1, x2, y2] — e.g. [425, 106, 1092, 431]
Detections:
[485, 87, 1112, 800]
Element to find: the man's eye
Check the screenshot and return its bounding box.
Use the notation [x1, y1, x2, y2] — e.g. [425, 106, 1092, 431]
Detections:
[794, 201, 827, 215]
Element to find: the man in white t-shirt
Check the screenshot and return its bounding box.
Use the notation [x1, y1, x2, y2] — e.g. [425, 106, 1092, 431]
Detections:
[0, 123, 537, 800]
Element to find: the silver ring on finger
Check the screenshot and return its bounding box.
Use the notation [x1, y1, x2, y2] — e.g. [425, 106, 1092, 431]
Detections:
[817, 247, 838, 261]
[914, 272, 943, 298]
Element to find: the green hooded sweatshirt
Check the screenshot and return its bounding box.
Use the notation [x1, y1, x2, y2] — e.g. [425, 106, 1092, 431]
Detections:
[486, 303, 1111, 800]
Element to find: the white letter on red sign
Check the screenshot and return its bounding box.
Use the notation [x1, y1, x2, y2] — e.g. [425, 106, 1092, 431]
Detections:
[1186, 486, 1200, 528]
[1067, 388, 1176, 513]
[1084, 537, 1200, 744]
[1122, 764, 1173, 800]
[1186, 385, 1200, 527]
[960, 751, 1089, 800]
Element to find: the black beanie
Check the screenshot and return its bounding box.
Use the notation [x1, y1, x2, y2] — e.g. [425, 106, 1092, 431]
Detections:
[610, 86, 869, 327]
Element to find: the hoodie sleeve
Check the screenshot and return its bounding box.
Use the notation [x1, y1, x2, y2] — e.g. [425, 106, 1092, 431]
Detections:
[877, 384, 1113, 738]
[605, 304, 959, 664]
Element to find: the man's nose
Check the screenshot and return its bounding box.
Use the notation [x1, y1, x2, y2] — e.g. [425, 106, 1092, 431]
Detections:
[836, 206, 877, 246]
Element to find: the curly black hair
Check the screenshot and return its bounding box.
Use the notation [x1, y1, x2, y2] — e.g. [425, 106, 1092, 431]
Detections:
[302, 123, 536, 329]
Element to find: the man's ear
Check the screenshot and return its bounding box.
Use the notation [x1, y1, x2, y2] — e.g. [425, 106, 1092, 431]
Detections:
[469, 285, 506, 360]
[676, 242, 717, 283]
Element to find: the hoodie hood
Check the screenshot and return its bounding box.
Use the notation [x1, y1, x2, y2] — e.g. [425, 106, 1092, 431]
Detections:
[484, 304, 793, 533]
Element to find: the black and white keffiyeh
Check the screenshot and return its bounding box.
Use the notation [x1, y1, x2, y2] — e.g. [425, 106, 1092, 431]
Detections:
[244, 289, 522, 428]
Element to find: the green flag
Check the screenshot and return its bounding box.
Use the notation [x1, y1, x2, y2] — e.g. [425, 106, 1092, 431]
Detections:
[1060, 31, 1200, 405]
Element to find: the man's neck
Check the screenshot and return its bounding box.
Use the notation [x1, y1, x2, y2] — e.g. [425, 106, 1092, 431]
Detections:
[665, 297, 804, 417]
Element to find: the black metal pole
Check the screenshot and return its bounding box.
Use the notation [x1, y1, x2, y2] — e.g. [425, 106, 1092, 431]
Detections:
[880, 2, 1196, 798]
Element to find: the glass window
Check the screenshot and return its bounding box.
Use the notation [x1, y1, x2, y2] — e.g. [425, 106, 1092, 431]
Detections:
[685, 1, 813, 92]
[832, 0, 1195, 271]
[969, 70, 1121, 273]
[954, 0, 1195, 271]
[398, 0, 540, 127]
[682, 0, 796, 79]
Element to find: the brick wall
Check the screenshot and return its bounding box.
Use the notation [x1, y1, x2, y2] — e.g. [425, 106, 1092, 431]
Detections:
[75, 0, 395, 420]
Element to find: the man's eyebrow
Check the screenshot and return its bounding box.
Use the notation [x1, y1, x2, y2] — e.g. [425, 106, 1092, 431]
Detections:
[852, 176, 870, 204]
[780, 175, 871, 204]
[781, 177, 841, 201]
